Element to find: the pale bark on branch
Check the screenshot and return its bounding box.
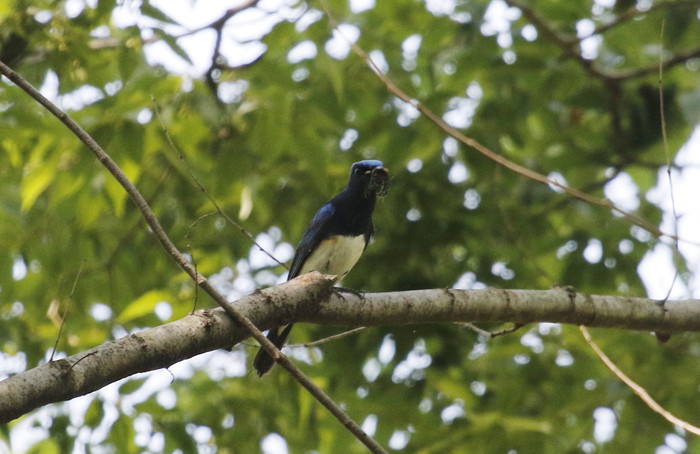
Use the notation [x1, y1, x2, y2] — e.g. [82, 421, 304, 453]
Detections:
[1, 273, 696, 423]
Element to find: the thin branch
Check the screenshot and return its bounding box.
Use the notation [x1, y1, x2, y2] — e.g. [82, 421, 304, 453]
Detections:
[0, 61, 386, 454]
[288, 327, 367, 348]
[89, 1, 262, 97]
[89, 0, 261, 48]
[653, 21, 681, 343]
[503, 0, 699, 166]
[593, 1, 700, 37]
[200, 0, 260, 34]
[592, 3, 648, 36]
[658, 19, 681, 301]
[50, 260, 86, 361]
[203, 0, 260, 98]
[612, 46, 700, 80]
[187, 244, 200, 313]
[504, 0, 605, 79]
[603, 77, 627, 159]
[461, 323, 524, 338]
[579, 326, 700, 435]
[320, 3, 689, 246]
[186, 211, 219, 237]
[506, 0, 700, 81]
[152, 97, 288, 270]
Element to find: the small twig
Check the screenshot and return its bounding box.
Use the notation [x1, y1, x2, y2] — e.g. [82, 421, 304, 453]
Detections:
[202, 0, 260, 98]
[204, 16, 226, 99]
[589, 1, 700, 37]
[461, 323, 523, 338]
[658, 19, 681, 260]
[187, 244, 200, 314]
[186, 211, 219, 238]
[613, 46, 700, 80]
[288, 327, 367, 348]
[461, 323, 491, 337]
[654, 21, 680, 340]
[507, 0, 700, 82]
[592, 3, 647, 36]
[589, 1, 700, 36]
[201, 0, 260, 33]
[504, 0, 603, 79]
[579, 326, 700, 435]
[152, 96, 287, 270]
[0, 60, 385, 454]
[532, 168, 622, 224]
[88, 0, 261, 50]
[50, 259, 86, 361]
[68, 351, 98, 373]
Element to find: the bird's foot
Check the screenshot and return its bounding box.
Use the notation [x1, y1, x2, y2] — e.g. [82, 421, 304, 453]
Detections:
[654, 299, 671, 343]
[333, 287, 365, 301]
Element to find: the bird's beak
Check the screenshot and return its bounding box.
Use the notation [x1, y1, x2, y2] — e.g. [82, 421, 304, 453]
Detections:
[367, 166, 390, 197]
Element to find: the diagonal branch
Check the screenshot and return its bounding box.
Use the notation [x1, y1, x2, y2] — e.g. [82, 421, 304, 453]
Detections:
[506, 0, 700, 81]
[612, 46, 700, 80]
[580, 326, 700, 435]
[0, 61, 387, 454]
[288, 327, 367, 348]
[203, 0, 261, 98]
[320, 5, 686, 246]
[504, 0, 606, 79]
[151, 96, 288, 270]
[593, 0, 700, 37]
[2, 283, 699, 423]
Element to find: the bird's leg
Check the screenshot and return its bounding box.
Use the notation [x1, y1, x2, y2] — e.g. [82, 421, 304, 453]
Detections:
[654, 299, 671, 343]
[333, 287, 365, 301]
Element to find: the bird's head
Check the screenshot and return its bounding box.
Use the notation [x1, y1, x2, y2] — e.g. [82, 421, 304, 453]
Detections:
[348, 160, 390, 199]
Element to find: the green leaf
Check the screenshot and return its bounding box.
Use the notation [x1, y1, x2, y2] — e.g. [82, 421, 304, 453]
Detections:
[26, 439, 60, 454]
[117, 290, 172, 324]
[76, 189, 106, 228]
[140, 2, 181, 26]
[104, 159, 140, 216]
[83, 397, 105, 427]
[118, 377, 147, 394]
[20, 162, 56, 212]
[153, 29, 193, 65]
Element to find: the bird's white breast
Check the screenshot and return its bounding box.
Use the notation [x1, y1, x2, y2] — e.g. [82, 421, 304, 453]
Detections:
[299, 235, 366, 282]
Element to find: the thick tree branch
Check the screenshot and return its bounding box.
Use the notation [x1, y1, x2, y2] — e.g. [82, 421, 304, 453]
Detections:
[2, 281, 697, 423]
[0, 274, 328, 423]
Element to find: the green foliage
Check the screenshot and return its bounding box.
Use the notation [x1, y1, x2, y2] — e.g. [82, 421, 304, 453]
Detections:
[1, 0, 699, 452]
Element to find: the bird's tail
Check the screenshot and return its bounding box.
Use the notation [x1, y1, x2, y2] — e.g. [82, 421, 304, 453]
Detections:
[253, 324, 294, 376]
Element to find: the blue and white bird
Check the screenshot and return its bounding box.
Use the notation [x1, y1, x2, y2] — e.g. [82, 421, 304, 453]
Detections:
[253, 160, 390, 376]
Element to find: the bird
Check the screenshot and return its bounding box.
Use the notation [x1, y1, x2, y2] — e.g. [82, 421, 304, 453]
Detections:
[253, 159, 390, 376]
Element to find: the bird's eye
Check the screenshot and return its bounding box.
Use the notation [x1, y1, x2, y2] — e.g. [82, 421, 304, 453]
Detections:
[354, 167, 363, 175]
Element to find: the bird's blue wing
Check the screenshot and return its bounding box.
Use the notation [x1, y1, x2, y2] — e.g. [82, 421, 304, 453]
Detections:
[288, 202, 336, 280]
